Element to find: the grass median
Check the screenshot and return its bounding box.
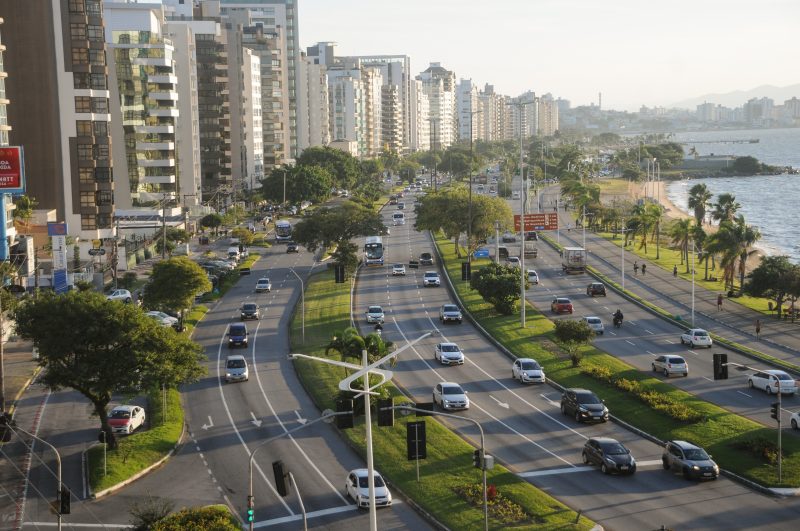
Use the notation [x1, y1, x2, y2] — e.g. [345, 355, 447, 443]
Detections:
[434, 232, 800, 488]
[290, 269, 595, 530]
[88, 387, 183, 493]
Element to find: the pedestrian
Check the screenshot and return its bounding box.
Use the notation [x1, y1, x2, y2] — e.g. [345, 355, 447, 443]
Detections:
[641, 263, 646, 275]
[633, 261, 639, 275]
[717, 293, 723, 311]
[673, 265, 678, 277]
[755, 319, 761, 340]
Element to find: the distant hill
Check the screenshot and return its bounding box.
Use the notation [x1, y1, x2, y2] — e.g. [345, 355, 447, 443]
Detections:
[669, 84, 800, 109]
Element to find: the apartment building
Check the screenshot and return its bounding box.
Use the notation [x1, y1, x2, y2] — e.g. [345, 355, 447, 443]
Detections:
[409, 79, 429, 152]
[296, 52, 330, 150]
[417, 63, 456, 149]
[0, 16, 16, 260]
[380, 85, 403, 154]
[457, 79, 479, 142]
[538, 93, 559, 136]
[241, 48, 263, 190]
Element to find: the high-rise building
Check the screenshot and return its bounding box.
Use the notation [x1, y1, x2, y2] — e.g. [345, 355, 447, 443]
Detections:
[417, 63, 456, 149]
[538, 93, 559, 136]
[296, 52, 329, 150]
[457, 79, 479, 142]
[0, 0, 115, 246]
[242, 48, 263, 190]
[380, 84, 403, 154]
[0, 15, 16, 256]
[409, 79, 429, 152]
[327, 65, 366, 156]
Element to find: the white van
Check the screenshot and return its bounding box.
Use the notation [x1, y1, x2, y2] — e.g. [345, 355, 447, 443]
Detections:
[227, 247, 240, 261]
[392, 212, 405, 226]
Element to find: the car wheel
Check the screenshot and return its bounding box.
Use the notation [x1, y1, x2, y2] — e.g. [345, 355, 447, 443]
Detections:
[600, 331, 604, 335]
[690, 342, 695, 348]
[748, 380, 754, 389]
[560, 403, 567, 416]
[664, 368, 669, 377]
[652, 364, 657, 372]
[574, 410, 581, 423]
[432, 394, 437, 407]
[601, 463, 609, 474]
[125, 297, 132, 303]
[582, 452, 589, 464]
[792, 418, 798, 430]
[766, 386, 773, 395]
[683, 467, 692, 480]
[662, 457, 670, 470]
[680, 337, 685, 345]
[683, 373, 688, 377]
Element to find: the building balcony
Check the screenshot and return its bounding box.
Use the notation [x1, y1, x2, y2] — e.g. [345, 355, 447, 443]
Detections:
[135, 125, 174, 134]
[139, 158, 175, 168]
[136, 141, 175, 151]
[148, 74, 178, 84]
[140, 174, 176, 185]
[132, 57, 172, 67]
[149, 91, 179, 101]
[148, 109, 180, 118]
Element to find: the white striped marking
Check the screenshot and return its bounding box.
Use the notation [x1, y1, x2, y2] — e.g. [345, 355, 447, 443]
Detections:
[625, 340, 636, 346]
[737, 391, 753, 398]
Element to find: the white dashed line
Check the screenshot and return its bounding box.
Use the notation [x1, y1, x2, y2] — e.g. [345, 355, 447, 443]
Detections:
[737, 391, 753, 398]
[702, 376, 713, 382]
[625, 340, 635, 346]
[645, 329, 654, 335]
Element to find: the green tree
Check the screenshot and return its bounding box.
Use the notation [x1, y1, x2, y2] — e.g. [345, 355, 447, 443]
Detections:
[469, 262, 525, 315]
[143, 256, 212, 328]
[553, 319, 594, 367]
[687, 183, 713, 226]
[295, 146, 361, 189]
[669, 218, 693, 271]
[733, 156, 761, 174]
[12, 195, 37, 232]
[744, 256, 799, 317]
[151, 505, 239, 531]
[711, 193, 740, 224]
[14, 291, 205, 448]
[230, 227, 255, 246]
[259, 165, 333, 205]
[292, 202, 386, 254]
[200, 213, 223, 235]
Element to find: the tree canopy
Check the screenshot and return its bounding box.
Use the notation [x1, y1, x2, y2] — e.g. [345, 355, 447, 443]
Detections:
[14, 291, 205, 447]
[295, 146, 361, 189]
[143, 257, 212, 324]
[469, 262, 525, 315]
[292, 202, 386, 264]
[744, 255, 799, 316]
[259, 165, 334, 205]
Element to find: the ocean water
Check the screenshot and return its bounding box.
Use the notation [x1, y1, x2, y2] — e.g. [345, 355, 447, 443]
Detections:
[673, 128, 800, 168]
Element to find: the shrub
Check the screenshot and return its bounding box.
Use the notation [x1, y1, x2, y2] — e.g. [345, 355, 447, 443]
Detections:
[732, 437, 779, 464]
[151, 505, 239, 531]
[453, 482, 529, 525]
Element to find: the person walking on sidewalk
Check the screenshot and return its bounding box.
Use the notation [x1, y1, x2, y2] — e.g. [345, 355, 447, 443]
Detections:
[755, 319, 762, 339]
[641, 263, 647, 275]
[673, 265, 678, 277]
[717, 293, 723, 311]
[633, 261, 639, 275]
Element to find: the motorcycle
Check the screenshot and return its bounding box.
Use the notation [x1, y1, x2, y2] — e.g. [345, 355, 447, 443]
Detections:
[612, 315, 622, 328]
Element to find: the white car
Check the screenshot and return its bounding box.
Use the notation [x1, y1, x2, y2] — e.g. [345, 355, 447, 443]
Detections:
[106, 289, 132, 303]
[107, 405, 146, 434]
[255, 278, 272, 293]
[582, 316, 605, 335]
[747, 370, 797, 395]
[512, 358, 546, 383]
[652, 355, 688, 377]
[434, 343, 465, 365]
[432, 382, 469, 410]
[345, 469, 392, 508]
[391, 264, 406, 276]
[680, 328, 713, 348]
[224, 355, 249, 383]
[506, 256, 521, 268]
[365, 305, 385, 324]
[527, 269, 539, 285]
[791, 411, 800, 430]
[145, 311, 178, 327]
[423, 271, 441, 287]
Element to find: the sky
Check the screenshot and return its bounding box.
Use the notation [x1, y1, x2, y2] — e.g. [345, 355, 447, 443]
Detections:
[298, 0, 798, 111]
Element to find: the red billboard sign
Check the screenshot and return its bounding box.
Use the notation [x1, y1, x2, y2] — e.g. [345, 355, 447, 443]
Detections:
[514, 213, 559, 232]
[0, 146, 26, 194]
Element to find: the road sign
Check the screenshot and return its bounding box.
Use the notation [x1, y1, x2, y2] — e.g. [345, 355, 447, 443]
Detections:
[473, 248, 490, 258]
[88, 248, 106, 256]
[514, 213, 559, 232]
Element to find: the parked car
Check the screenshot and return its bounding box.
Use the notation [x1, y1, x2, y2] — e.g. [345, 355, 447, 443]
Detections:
[582, 316, 605, 335]
[652, 355, 688, 377]
[227, 323, 249, 348]
[397, 202, 405, 210]
[365, 305, 385, 324]
[680, 328, 712, 348]
[561, 388, 608, 423]
[551, 297, 574, 314]
[392, 264, 406, 276]
[286, 241, 299, 253]
[145, 311, 179, 327]
[240, 302, 260, 321]
[255, 278, 272, 293]
[439, 304, 463, 324]
[423, 271, 441, 287]
[747, 370, 797, 395]
[512, 358, 545, 383]
[582, 438, 636, 475]
[586, 282, 607, 297]
[662, 440, 719, 480]
[106, 289, 132, 303]
[108, 405, 146, 434]
[432, 382, 469, 410]
[345, 469, 392, 508]
[527, 269, 539, 285]
[419, 252, 434, 266]
[434, 342, 465, 365]
[224, 354, 249, 383]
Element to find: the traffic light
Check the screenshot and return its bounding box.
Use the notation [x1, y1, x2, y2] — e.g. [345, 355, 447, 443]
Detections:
[377, 397, 394, 427]
[336, 399, 354, 429]
[272, 460, 288, 497]
[335, 264, 346, 283]
[712, 353, 728, 380]
[473, 449, 482, 469]
[771, 402, 780, 422]
[59, 485, 70, 515]
[246, 495, 254, 523]
[461, 262, 471, 281]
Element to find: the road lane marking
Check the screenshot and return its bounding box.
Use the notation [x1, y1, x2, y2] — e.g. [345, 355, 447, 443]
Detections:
[703, 376, 713, 382]
[489, 395, 510, 409]
[518, 462, 665, 478]
[294, 410, 308, 424]
[253, 503, 363, 528]
[737, 391, 753, 398]
[645, 329, 654, 335]
[665, 340, 675, 344]
[202, 415, 214, 430]
[250, 412, 263, 427]
[646, 351, 656, 356]
[688, 350, 700, 356]
[625, 340, 635, 346]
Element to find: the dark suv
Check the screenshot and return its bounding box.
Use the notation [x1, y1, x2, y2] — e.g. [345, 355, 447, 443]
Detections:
[561, 388, 608, 423]
[286, 241, 299, 253]
[662, 440, 719, 480]
[419, 252, 434, 266]
[227, 323, 249, 348]
[586, 282, 607, 297]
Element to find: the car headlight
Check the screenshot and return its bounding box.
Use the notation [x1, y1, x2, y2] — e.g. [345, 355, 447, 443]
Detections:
[692, 465, 700, 470]
[226, 372, 232, 377]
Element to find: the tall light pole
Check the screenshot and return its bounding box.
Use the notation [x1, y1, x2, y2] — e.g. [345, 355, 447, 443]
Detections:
[288, 268, 305, 344]
[10, 422, 63, 531]
[467, 109, 482, 263]
[691, 240, 696, 327]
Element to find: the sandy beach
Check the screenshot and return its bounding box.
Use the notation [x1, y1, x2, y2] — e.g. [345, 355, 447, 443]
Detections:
[639, 181, 691, 221]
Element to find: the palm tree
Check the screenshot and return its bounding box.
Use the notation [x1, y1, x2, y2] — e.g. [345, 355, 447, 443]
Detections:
[687, 184, 712, 226]
[711, 193, 741, 225]
[646, 203, 665, 259]
[669, 218, 693, 271]
[729, 215, 762, 293]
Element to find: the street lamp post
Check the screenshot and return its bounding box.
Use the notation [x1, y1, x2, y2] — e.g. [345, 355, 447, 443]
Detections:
[288, 268, 305, 344]
[691, 240, 696, 327]
[11, 422, 63, 531]
[467, 109, 482, 263]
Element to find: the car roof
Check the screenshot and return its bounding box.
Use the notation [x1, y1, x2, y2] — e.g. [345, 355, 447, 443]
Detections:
[671, 440, 700, 449]
[590, 282, 603, 286]
[230, 323, 247, 330]
[555, 297, 571, 302]
[688, 328, 707, 333]
[763, 369, 790, 375]
[438, 342, 458, 348]
[226, 354, 246, 361]
[584, 316, 601, 321]
[350, 468, 383, 478]
[424, 270, 438, 275]
[516, 357, 538, 363]
[566, 388, 593, 394]
[439, 381, 461, 387]
[368, 306, 383, 310]
[111, 405, 135, 412]
[257, 278, 270, 282]
[590, 437, 620, 445]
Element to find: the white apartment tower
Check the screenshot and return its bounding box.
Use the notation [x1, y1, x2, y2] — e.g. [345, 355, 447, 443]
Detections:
[296, 52, 330, 150]
[417, 63, 456, 149]
[457, 79, 479, 142]
[242, 49, 263, 189]
[409, 79, 429, 152]
[538, 93, 559, 136]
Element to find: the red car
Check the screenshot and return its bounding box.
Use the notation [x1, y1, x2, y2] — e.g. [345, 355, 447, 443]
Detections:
[551, 297, 574, 314]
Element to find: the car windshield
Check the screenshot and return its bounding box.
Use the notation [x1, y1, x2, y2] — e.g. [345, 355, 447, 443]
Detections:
[258, 279, 270, 284]
[227, 359, 246, 369]
[393, 264, 403, 269]
[425, 273, 437, 278]
[520, 361, 540, 370]
[684, 449, 710, 460]
[421, 253, 431, 259]
[693, 331, 708, 337]
[443, 305, 458, 312]
[442, 386, 463, 395]
[601, 442, 628, 455]
[587, 318, 601, 324]
[368, 307, 382, 313]
[441, 345, 459, 352]
[776, 373, 793, 381]
[110, 410, 131, 419]
[242, 304, 257, 311]
[230, 326, 246, 335]
[357, 475, 385, 488]
[576, 393, 601, 405]
[557, 298, 570, 304]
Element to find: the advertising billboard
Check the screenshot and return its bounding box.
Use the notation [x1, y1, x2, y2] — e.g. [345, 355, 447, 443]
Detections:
[0, 146, 26, 194]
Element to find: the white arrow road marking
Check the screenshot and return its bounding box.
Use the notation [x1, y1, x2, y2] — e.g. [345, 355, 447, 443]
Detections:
[202, 415, 214, 430]
[251, 411, 263, 427]
[489, 395, 510, 409]
[294, 410, 307, 425]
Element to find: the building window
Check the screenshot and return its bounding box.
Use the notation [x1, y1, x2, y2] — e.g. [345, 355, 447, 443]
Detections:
[81, 215, 97, 230]
[90, 74, 107, 90]
[96, 191, 113, 206]
[93, 121, 108, 137]
[94, 145, 109, 161]
[79, 168, 94, 184]
[69, 0, 85, 14]
[74, 73, 91, 89]
[76, 120, 93, 136]
[77, 144, 94, 161]
[75, 97, 91, 113]
[70, 23, 87, 41]
[89, 49, 105, 66]
[87, 25, 103, 41]
[80, 191, 96, 207]
[71, 47, 88, 64]
[85, 0, 102, 16]
[97, 214, 111, 229]
[95, 167, 112, 182]
[91, 98, 108, 113]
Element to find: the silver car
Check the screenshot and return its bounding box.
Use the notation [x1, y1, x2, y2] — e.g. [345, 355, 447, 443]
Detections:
[680, 328, 712, 348]
[747, 370, 797, 395]
[224, 355, 249, 383]
[433, 382, 469, 410]
[512, 358, 545, 383]
[423, 271, 441, 287]
[652, 355, 688, 377]
[582, 316, 605, 335]
[434, 343, 465, 365]
[365, 305, 385, 324]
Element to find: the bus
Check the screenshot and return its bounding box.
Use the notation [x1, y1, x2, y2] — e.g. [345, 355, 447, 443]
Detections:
[275, 220, 292, 242]
[364, 236, 384, 266]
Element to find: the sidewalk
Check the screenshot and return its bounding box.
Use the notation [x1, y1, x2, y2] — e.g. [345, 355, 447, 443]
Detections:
[555, 206, 800, 367]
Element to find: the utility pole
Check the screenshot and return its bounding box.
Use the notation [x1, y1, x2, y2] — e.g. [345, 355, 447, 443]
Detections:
[161, 194, 168, 259]
[467, 110, 482, 263]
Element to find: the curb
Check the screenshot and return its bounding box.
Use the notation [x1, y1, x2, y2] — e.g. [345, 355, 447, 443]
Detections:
[91, 420, 187, 499]
[6, 366, 42, 417]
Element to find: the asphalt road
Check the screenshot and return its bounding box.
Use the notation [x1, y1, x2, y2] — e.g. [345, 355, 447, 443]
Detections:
[356, 191, 800, 530]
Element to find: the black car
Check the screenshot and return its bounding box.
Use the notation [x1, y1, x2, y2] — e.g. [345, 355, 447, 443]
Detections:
[419, 252, 434, 266]
[240, 302, 260, 321]
[561, 388, 608, 423]
[586, 282, 607, 297]
[286, 241, 299, 253]
[582, 438, 636, 475]
[227, 323, 249, 347]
